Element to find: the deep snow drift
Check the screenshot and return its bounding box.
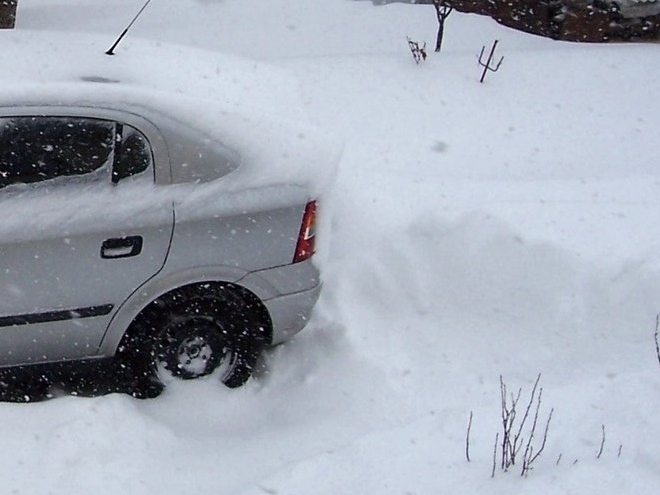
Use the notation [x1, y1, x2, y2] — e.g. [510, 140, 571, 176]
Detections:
[3, 0, 660, 493]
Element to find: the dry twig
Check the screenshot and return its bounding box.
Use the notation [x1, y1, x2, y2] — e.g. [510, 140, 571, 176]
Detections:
[466, 411, 473, 462]
[596, 424, 606, 459]
[522, 406, 554, 476]
[491, 432, 499, 478]
[655, 315, 660, 369]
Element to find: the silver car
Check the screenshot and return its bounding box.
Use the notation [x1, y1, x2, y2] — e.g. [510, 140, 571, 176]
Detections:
[0, 33, 335, 396]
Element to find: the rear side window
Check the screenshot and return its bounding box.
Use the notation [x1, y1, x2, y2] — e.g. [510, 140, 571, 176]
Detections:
[0, 116, 153, 189]
[113, 124, 152, 183]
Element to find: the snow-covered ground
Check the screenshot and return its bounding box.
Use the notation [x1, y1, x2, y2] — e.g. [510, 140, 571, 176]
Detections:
[4, 0, 660, 493]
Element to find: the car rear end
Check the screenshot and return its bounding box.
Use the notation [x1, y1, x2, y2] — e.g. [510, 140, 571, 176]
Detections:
[236, 198, 322, 344]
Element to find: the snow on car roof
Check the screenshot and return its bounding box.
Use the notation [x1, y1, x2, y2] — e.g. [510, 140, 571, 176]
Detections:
[0, 30, 302, 117]
[0, 30, 339, 195]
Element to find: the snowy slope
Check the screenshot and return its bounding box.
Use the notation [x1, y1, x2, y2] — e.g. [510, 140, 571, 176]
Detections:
[3, 0, 660, 493]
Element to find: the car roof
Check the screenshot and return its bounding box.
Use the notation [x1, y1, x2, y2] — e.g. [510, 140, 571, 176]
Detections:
[0, 31, 339, 195]
[0, 31, 302, 118]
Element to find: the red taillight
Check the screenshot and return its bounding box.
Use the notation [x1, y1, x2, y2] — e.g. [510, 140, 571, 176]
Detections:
[293, 200, 317, 263]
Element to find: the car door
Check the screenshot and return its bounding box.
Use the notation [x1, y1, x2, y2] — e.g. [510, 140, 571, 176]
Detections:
[0, 115, 173, 365]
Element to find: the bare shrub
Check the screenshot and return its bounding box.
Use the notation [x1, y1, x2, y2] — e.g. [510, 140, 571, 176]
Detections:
[492, 374, 554, 477]
[406, 37, 427, 63]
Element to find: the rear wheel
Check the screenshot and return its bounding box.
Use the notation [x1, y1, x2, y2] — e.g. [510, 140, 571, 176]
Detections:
[118, 283, 270, 393]
[155, 315, 244, 383]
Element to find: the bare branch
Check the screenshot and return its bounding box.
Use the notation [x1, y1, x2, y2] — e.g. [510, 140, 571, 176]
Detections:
[501, 380, 520, 468]
[520, 386, 544, 476]
[596, 424, 606, 459]
[500, 375, 509, 469]
[478, 40, 504, 83]
[492, 432, 499, 478]
[514, 374, 541, 462]
[466, 411, 473, 462]
[527, 408, 554, 469]
[497, 375, 553, 477]
[655, 315, 660, 369]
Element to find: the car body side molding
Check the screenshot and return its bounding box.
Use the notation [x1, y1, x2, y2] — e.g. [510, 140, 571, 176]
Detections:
[0, 304, 114, 328]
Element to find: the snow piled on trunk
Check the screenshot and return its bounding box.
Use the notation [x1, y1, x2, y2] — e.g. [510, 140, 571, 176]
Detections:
[3, 0, 660, 494]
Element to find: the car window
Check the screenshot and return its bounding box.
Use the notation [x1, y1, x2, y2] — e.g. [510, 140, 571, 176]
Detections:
[112, 124, 153, 183]
[0, 117, 154, 189]
[0, 116, 114, 188]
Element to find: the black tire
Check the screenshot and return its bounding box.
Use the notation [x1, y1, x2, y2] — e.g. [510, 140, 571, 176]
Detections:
[117, 283, 269, 392]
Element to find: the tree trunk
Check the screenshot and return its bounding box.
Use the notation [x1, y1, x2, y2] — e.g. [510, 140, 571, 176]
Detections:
[434, 3, 453, 53]
[435, 20, 445, 52]
[0, 0, 17, 29]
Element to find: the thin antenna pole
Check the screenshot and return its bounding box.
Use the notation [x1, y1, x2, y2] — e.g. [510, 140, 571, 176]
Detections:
[105, 0, 153, 56]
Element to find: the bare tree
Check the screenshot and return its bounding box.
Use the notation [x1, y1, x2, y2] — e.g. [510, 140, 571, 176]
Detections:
[433, 0, 453, 52]
[362, 1, 455, 53]
[0, 0, 17, 29]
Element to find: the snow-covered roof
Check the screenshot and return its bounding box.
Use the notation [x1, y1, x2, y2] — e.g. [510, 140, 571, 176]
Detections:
[0, 31, 339, 195]
[0, 30, 304, 118]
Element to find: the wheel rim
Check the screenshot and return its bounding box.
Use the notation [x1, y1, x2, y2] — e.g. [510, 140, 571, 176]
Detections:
[175, 335, 216, 376]
[157, 317, 229, 380]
